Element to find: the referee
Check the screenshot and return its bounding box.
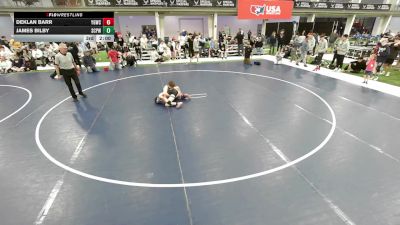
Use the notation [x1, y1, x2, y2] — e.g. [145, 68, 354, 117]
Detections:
[55, 43, 87, 102]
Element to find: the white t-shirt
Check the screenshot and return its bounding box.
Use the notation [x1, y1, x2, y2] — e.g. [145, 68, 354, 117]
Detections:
[0, 59, 12, 70]
[32, 49, 43, 59]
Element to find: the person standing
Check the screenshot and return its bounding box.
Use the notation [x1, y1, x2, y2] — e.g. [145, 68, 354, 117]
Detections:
[193, 35, 200, 63]
[362, 54, 377, 84]
[277, 30, 285, 52]
[296, 35, 310, 67]
[334, 34, 349, 72]
[382, 37, 400, 77]
[187, 33, 194, 62]
[269, 31, 277, 55]
[235, 28, 245, 56]
[247, 30, 252, 41]
[55, 43, 86, 102]
[313, 35, 328, 71]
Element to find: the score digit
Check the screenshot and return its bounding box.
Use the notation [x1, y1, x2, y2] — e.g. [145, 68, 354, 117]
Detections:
[103, 18, 114, 26]
[103, 26, 114, 34]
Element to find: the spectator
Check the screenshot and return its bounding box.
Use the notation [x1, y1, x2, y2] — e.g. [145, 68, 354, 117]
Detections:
[43, 44, 54, 65]
[375, 41, 389, 74]
[180, 29, 187, 37]
[192, 35, 200, 63]
[334, 34, 349, 72]
[277, 30, 285, 52]
[0, 36, 9, 48]
[150, 37, 158, 49]
[235, 28, 245, 56]
[10, 53, 25, 72]
[382, 37, 400, 77]
[312, 32, 319, 55]
[82, 50, 99, 72]
[269, 31, 277, 55]
[313, 34, 327, 71]
[140, 34, 148, 50]
[0, 45, 12, 59]
[132, 37, 141, 60]
[0, 56, 12, 74]
[179, 34, 187, 59]
[69, 43, 82, 69]
[22, 48, 36, 71]
[31, 45, 44, 66]
[307, 34, 316, 62]
[150, 48, 159, 62]
[296, 35, 310, 67]
[9, 40, 22, 52]
[219, 35, 228, 59]
[362, 54, 377, 84]
[209, 39, 219, 57]
[255, 35, 264, 55]
[247, 30, 252, 40]
[170, 38, 177, 60]
[158, 40, 167, 56]
[187, 33, 194, 61]
[344, 57, 367, 73]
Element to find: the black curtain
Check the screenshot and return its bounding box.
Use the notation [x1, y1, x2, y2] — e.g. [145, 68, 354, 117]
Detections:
[278, 22, 294, 45]
[265, 23, 279, 37]
[298, 22, 314, 35]
[312, 22, 335, 36]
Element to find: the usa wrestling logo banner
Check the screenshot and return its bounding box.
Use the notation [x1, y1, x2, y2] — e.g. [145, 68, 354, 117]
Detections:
[238, 0, 294, 19]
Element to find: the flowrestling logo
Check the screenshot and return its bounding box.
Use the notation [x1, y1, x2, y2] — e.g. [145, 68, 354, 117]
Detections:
[250, 4, 281, 16]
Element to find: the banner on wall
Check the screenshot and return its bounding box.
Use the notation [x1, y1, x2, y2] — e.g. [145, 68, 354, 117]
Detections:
[237, 0, 294, 20]
[84, 0, 236, 7]
[294, 1, 391, 11]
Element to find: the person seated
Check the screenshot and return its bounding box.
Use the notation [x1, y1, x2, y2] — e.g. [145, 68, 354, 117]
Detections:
[344, 57, 367, 73]
[155, 80, 191, 108]
[82, 50, 99, 72]
[10, 53, 25, 72]
[0, 56, 12, 74]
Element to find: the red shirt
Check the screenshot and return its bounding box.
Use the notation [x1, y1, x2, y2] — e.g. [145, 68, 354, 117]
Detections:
[366, 59, 376, 72]
[108, 50, 119, 63]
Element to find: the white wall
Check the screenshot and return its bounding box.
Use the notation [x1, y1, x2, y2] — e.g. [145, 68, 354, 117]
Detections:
[386, 17, 400, 33]
[163, 16, 209, 38]
[217, 16, 300, 36]
[117, 16, 156, 37]
[218, 16, 261, 36]
[0, 15, 14, 39]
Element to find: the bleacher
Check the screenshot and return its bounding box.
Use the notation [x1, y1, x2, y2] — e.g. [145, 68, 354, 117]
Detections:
[128, 43, 268, 61]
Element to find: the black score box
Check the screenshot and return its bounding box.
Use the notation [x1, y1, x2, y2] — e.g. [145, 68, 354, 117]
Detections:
[14, 18, 105, 27]
[14, 26, 104, 35]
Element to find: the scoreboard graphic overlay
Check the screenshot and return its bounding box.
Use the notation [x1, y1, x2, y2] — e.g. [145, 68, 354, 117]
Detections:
[14, 12, 115, 42]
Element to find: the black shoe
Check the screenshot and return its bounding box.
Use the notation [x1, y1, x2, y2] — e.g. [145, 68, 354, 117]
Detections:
[73, 97, 79, 102]
[79, 93, 87, 98]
